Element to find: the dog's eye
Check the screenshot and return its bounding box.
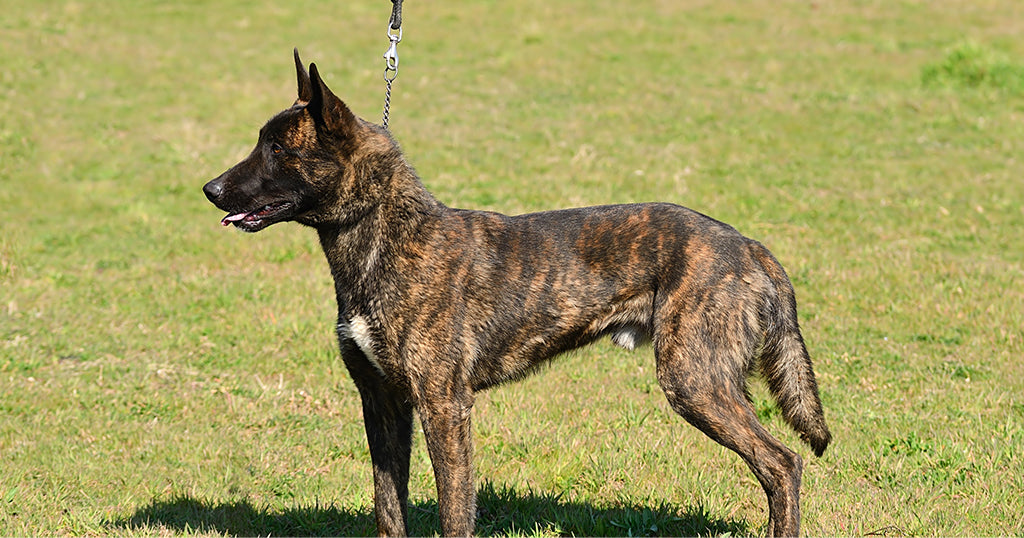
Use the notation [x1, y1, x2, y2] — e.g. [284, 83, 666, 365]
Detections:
[271, 142, 284, 154]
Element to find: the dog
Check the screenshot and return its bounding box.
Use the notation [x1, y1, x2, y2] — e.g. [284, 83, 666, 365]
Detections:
[203, 50, 831, 537]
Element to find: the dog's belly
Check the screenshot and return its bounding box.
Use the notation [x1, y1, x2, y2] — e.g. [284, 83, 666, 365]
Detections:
[466, 287, 655, 391]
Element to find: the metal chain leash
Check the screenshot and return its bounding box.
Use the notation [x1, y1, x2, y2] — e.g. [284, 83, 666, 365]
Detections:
[381, 0, 403, 130]
[381, 26, 401, 129]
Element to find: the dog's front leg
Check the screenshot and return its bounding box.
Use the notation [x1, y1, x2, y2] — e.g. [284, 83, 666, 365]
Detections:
[418, 389, 476, 537]
[356, 383, 414, 537]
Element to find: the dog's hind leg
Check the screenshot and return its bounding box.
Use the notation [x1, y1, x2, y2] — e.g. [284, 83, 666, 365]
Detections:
[655, 334, 803, 537]
[417, 386, 476, 537]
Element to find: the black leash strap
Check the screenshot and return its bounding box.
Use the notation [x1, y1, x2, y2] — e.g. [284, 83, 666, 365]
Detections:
[389, 0, 402, 30]
[381, 0, 403, 129]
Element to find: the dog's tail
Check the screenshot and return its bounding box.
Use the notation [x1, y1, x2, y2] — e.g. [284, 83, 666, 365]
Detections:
[750, 242, 832, 457]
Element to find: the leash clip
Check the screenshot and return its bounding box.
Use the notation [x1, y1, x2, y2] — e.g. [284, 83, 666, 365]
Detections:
[384, 26, 402, 75]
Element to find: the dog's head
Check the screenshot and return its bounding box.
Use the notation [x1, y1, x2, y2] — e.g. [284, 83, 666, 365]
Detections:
[203, 49, 389, 232]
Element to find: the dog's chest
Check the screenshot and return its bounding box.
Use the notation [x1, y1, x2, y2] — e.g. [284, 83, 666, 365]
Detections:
[337, 315, 387, 377]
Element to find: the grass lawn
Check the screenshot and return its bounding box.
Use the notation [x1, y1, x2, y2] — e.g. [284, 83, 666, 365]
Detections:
[2, 0, 1023, 535]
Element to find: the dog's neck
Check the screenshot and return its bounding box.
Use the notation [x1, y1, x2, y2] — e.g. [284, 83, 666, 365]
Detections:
[315, 159, 445, 308]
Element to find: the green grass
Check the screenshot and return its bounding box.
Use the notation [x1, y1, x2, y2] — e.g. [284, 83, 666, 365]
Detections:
[3, 0, 1024, 536]
[922, 39, 1024, 93]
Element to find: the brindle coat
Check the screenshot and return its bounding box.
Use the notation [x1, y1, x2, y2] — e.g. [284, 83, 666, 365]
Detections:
[203, 50, 831, 537]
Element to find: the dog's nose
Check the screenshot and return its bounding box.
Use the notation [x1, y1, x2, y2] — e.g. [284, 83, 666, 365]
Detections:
[203, 179, 224, 202]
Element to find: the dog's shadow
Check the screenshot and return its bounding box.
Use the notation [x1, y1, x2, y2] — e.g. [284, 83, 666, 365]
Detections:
[108, 482, 752, 536]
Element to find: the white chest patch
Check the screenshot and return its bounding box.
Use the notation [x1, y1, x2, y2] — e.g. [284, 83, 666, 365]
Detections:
[341, 315, 386, 377]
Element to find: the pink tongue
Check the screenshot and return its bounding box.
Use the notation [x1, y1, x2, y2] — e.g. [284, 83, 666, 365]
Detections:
[221, 213, 247, 226]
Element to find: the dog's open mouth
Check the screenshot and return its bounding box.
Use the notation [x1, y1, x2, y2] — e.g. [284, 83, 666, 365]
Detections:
[220, 201, 294, 231]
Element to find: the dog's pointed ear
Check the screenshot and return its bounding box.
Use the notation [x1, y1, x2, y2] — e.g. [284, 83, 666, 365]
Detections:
[308, 62, 360, 136]
[294, 48, 312, 105]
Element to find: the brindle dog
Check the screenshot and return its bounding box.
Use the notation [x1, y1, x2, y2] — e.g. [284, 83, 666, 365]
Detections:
[203, 50, 831, 537]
